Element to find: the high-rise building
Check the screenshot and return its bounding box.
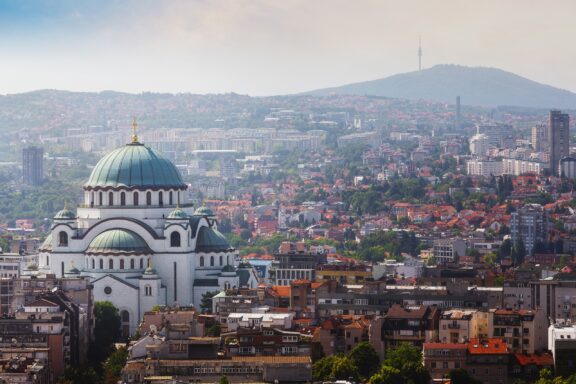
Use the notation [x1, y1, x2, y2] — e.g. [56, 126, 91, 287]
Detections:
[548, 110, 570, 176]
[510, 204, 548, 256]
[22, 146, 44, 185]
[531, 124, 548, 152]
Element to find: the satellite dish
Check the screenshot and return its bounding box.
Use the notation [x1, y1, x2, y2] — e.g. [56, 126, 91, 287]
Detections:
[51, 287, 58, 293]
[150, 324, 157, 333]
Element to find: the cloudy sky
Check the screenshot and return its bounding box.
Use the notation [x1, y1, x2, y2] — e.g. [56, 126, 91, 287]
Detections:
[1, 0, 575, 95]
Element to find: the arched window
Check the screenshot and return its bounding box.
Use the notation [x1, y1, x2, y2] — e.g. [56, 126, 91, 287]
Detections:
[58, 231, 68, 246]
[120, 192, 126, 206]
[169, 191, 173, 205]
[109, 259, 113, 269]
[159, 191, 163, 206]
[130, 259, 135, 269]
[91, 259, 95, 269]
[120, 259, 125, 269]
[133, 191, 139, 206]
[145, 285, 152, 296]
[109, 192, 114, 206]
[146, 191, 152, 206]
[139, 258, 144, 269]
[200, 256, 204, 267]
[210, 256, 214, 267]
[90, 192, 94, 207]
[99, 259, 103, 269]
[219, 255, 223, 266]
[120, 310, 130, 338]
[99, 192, 103, 206]
[46, 255, 50, 266]
[170, 232, 181, 247]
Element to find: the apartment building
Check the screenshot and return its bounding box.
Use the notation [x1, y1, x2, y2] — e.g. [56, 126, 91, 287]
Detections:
[489, 309, 548, 354]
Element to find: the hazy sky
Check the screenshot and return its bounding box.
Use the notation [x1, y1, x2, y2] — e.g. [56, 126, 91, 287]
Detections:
[1, 0, 576, 96]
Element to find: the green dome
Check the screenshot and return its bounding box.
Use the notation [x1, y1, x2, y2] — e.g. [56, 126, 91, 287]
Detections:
[196, 226, 232, 252]
[84, 142, 186, 190]
[194, 206, 215, 216]
[86, 229, 152, 255]
[54, 208, 75, 219]
[167, 207, 189, 219]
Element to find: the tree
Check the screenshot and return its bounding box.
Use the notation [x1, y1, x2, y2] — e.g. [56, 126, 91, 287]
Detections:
[448, 368, 482, 384]
[312, 355, 339, 381]
[219, 376, 230, 384]
[383, 343, 423, 369]
[103, 346, 129, 384]
[56, 366, 99, 384]
[89, 301, 121, 366]
[368, 366, 403, 384]
[206, 323, 221, 337]
[511, 237, 527, 265]
[349, 342, 380, 380]
[330, 356, 359, 381]
[200, 291, 219, 313]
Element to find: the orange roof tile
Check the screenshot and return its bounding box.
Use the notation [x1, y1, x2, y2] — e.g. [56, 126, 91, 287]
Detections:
[467, 338, 508, 355]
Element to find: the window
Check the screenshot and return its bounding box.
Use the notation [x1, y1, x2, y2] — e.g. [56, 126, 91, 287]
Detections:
[130, 259, 135, 269]
[169, 191, 173, 205]
[46, 255, 50, 266]
[58, 231, 68, 246]
[99, 192, 103, 206]
[104, 286, 112, 295]
[120, 192, 126, 206]
[109, 192, 114, 206]
[99, 259, 103, 269]
[200, 256, 204, 267]
[120, 259, 124, 269]
[146, 192, 152, 206]
[133, 191, 139, 206]
[145, 285, 152, 296]
[210, 256, 214, 266]
[109, 259, 113, 269]
[170, 232, 181, 247]
[140, 258, 144, 269]
[219, 256, 223, 266]
[90, 192, 94, 207]
[159, 191, 163, 206]
[91, 259, 95, 269]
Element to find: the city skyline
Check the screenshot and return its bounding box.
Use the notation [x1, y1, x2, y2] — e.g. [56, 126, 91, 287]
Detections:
[2, 0, 576, 96]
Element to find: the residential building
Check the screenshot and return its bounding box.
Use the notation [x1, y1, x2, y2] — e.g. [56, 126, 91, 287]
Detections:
[466, 159, 503, 177]
[226, 312, 294, 332]
[423, 343, 468, 380]
[549, 110, 570, 176]
[439, 309, 489, 343]
[224, 327, 310, 356]
[466, 338, 509, 384]
[269, 252, 327, 286]
[433, 238, 466, 264]
[381, 305, 439, 352]
[559, 156, 576, 179]
[489, 309, 548, 354]
[501, 158, 545, 176]
[532, 124, 548, 152]
[22, 146, 44, 186]
[548, 323, 576, 377]
[510, 204, 548, 256]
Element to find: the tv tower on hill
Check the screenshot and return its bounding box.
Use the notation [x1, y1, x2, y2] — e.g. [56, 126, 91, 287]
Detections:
[418, 35, 422, 71]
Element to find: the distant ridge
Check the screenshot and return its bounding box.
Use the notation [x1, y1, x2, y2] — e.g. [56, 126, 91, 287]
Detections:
[305, 64, 576, 109]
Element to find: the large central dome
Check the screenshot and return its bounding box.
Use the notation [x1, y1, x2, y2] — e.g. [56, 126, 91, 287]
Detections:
[85, 142, 186, 190]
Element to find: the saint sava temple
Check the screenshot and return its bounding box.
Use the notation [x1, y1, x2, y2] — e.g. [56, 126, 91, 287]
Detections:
[37, 125, 258, 335]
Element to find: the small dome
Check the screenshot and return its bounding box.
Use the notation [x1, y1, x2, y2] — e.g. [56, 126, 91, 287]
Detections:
[84, 142, 186, 190]
[167, 207, 189, 220]
[86, 229, 152, 255]
[144, 265, 158, 275]
[39, 234, 53, 252]
[196, 226, 231, 252]
[221, 264, 235, 273]
[68, 266, 80, 274]
[54, 206, 75, 220]
[194, 206, 215, 217]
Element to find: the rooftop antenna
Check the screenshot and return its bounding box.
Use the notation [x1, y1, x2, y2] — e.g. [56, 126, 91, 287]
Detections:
[418, 34, 422, 71]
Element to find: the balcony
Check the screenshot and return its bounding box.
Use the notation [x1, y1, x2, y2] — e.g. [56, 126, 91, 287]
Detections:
[447, 323, 461, 329]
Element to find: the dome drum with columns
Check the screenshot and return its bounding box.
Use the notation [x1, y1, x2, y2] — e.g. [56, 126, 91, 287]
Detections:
[39, 125, 257, 336]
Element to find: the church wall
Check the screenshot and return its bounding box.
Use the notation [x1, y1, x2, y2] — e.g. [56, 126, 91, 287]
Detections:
[92, 275, 140, 334]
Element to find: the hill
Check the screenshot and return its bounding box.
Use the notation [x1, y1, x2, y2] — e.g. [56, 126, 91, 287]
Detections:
[305, 64, 576, 109]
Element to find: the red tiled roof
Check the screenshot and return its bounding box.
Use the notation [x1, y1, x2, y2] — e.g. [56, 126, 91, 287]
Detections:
[423, 343, 468, 350]
[467, 338, 508, 355]
[514, 353, 554, 367]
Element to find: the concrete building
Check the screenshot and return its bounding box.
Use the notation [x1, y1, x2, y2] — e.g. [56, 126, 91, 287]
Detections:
[532, 124, 548, 152]
[466, 338, 509, 384]
[439, 309, 489, 343]
[501, 158, 545, 176]
[22, 146, 44, 186]
[432, 238, 466, 264]
[548, 323, 576, 377]
[423, 343, 468, 381]
[510, 204, 548, 256]
[489, 309, 548, 354]
[559, 156, 576, 179]
[381, 305, 439, 353]
[466, 159, 503, 177]
[549, 110, 570, 176]
[469, 134, 491, 157]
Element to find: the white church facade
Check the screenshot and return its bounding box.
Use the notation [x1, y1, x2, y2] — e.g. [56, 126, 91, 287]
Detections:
[38, 131, 257, 336]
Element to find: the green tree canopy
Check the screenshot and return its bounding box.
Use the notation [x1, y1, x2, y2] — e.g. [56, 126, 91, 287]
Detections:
[348, 342, 380, 380]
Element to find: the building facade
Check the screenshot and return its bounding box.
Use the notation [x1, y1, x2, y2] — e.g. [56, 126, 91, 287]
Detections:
[549, 110, 570, 176]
